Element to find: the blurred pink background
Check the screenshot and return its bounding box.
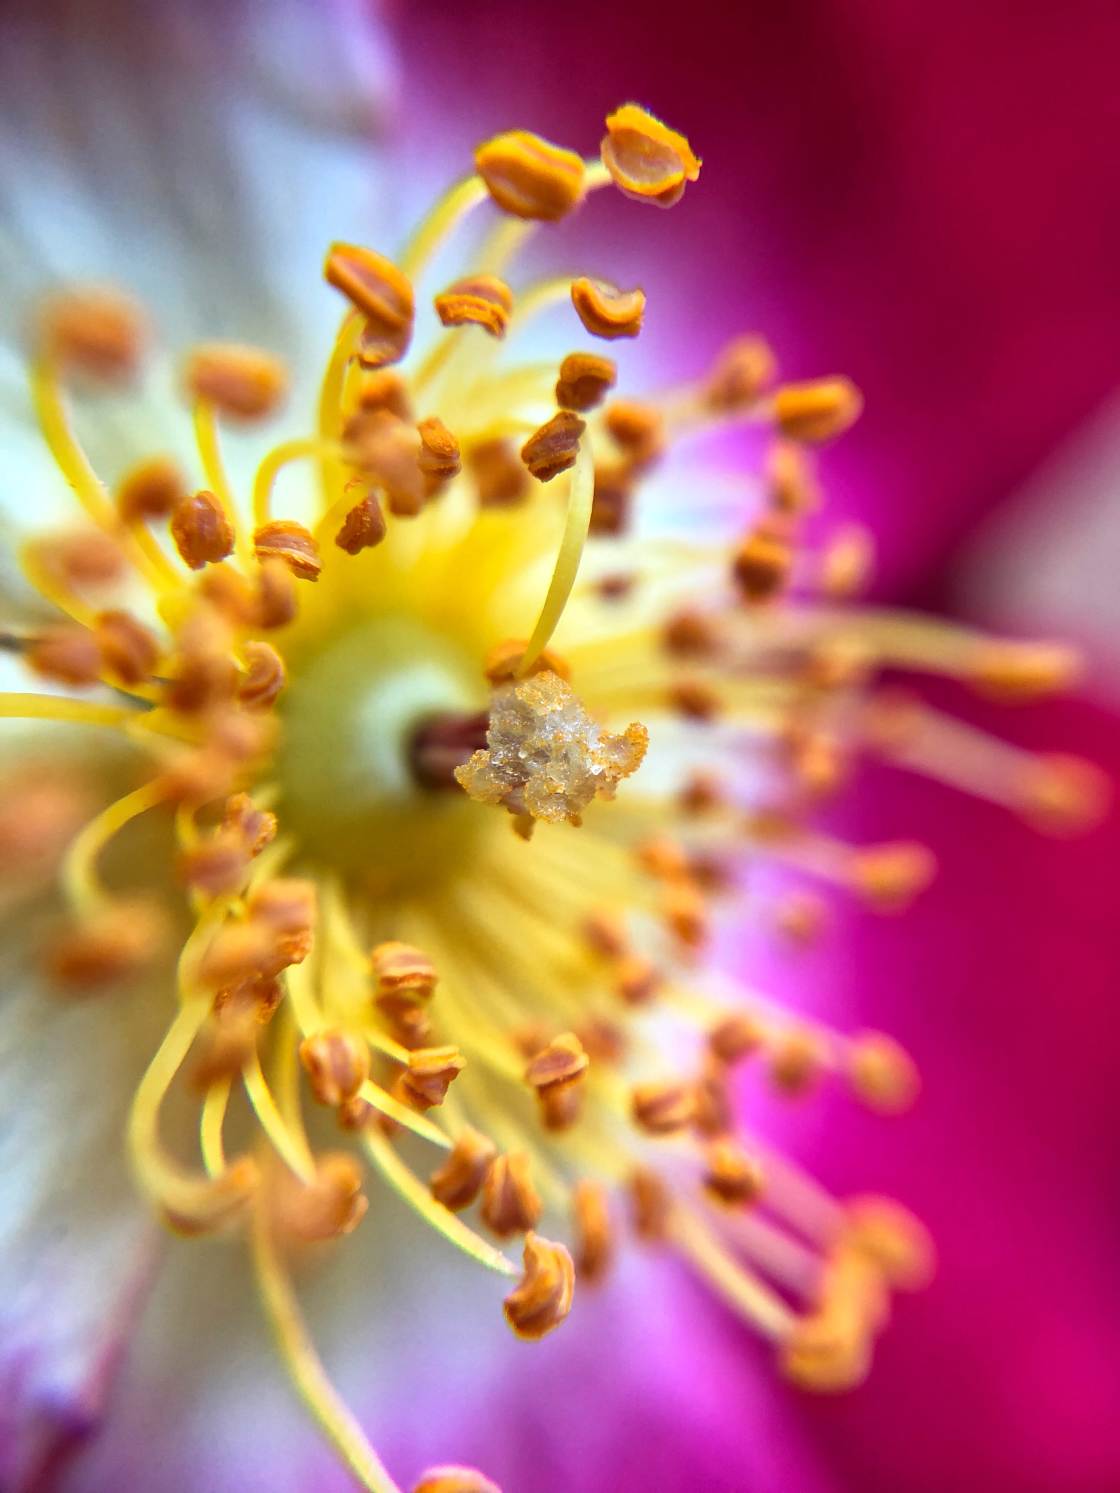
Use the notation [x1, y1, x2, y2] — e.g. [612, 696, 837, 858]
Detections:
[391, 4, 1120, 1490]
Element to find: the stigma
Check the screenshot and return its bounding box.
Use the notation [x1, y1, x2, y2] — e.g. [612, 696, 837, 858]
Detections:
[1, 99, 1107, 1493]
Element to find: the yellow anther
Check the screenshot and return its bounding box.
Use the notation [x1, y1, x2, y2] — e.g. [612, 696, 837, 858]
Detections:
[572, 1179, 613, 1283]
[253, 520, 322, 582]
[968, 642, 1082, 702]
[502, 1232, 575, 1340]
[556, 351, 617, 412]
[300, 1031, 372, 1108]
[413, 1469, 501, 1493]
[1015, 753, 1109, 836]
[570, 276, 646, 339]
[324, 243, 415, 368]
[520, 411, 585, 483]
[600, 104, 700, 208]
[429, 1127, 497, 1212]
[847, 1031, 920, 1114]
[474, 129, 586, 221]
[116, 455, 186, 523]
[335, 495, 387, 554]
[773, 377, 863, 444]
[703, 1138, 765, 1206]
[185, 343, 288, 421]
[38, 285, 147, 381]
[481, 1150, 542, 1238]
[851, 841, 937, 913]
[171, 490, 235, 570]
[845, 1195, 936, 1291]
[434, 274, 514, 338]
[705, 335, 777, 412]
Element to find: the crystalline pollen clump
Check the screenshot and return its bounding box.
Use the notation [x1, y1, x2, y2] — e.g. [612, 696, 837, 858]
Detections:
[455, 671, 648, 824]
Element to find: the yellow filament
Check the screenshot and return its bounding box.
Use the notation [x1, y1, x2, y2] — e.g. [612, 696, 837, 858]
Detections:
[61, 778, 167, 915]
[517, 436, 594, 674]
[253, 436, 333, 528]
[127, 994, 214, 1208]
[20, 546, 97, 628]
[355, 1079, 453, 1149]
[251, 1202, 404, 1493]
[363, 1128, 518, 1278]
[400, 175, 489, 281]
[671, 1208, 794, 1340]
[0, 692, 136, 728]
[200, 1077, 231, 1176]
[242, 1050, 317, 1183]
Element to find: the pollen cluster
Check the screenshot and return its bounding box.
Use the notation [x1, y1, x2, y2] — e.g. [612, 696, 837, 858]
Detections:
[1, 102, 1105, 1493]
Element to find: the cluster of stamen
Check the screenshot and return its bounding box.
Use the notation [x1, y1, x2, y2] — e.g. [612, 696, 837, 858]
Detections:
[1, 98, 1107, 1493]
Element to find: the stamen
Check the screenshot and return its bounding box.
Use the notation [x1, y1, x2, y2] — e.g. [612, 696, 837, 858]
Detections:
[556, 352, 617, 412]
[253, 520, 323, 581]
[520, 411, 585, 482]
[502, 1232, 575, 1339]
[474, 130, 586, 221]
[600, 104, 701, 208]
[171, 490, 236, 570]
[324, 243, 415, 368]
[434, 275, 514, 338]
[37, 285, 146, 381]
[413, 1470, 500, 1493]
[570, 277, 646, 339]
[185, 344, 288, 421]
[772, 378, 863, 444]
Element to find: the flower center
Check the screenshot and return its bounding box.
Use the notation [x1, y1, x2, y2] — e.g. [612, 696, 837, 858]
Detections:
[275, 614, 485, 888]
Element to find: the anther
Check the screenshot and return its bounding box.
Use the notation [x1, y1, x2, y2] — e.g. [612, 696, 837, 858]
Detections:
[850, 841, 937, 913]
[570, 277, 646, 339]
[520, 411, 586, 483]
[253, 520, 322, 582]
[37, 285, 146, 381]
[467, 438, 529, 507]
[434, 275, 514, 338]
[705, 336, 777, 412]
[372, 941, 438, 1002]
[171, 490, 235, 570]
[600, 104, 700, 208]
[603, 399, 664, 469]
[636, 835, 691, 880]
[667, 680, 721, 723]
[820, 525, 874, 599]
[413, 1469, 501, 1493]
[773, 891, 829, 946]
[160, 1157, 260, 1237]
[847, 1032, 920, 1114]
[693, 1060, 733, 1136]
[429, 1127, 497, 1212]
[474, 130, 586, 221]
[34, 530, 125, 590]
[417, 417, 462, 487]
[679, 769, 726, 816]
[481, 1150, 542, 1238]
[273, 1153, 368, 1243]
[573, 1014, 626, 1065]
[766, 441, 820, 515]
[238, 640, 287, 710]
[178, 828, 249, 899]
[116, 455, 185, 523]
[582, 910, 628, 959]
[324, 243, 414, 367]
[703, 1138, 765, 1205]
[573, 1179, 613, 1283]
[732, 527, 793, 604]
[556, 352, 617, 412]
[662, 878, 710, 947]
[399, 1045, 465, 1109]
[773, 378, 863, 444]
[614, 953, 661, 1007]
[335, 495, 387, 554]
[628, 1166, 671, 1241]
[300, 1030, 371, 1107]
[769, 1029, 824, 1096]
[345, 410, 426, 516]
[588, 462, 635, 535]
[27, 624, 101, 687]
[708, 1012, 765, 1065]
[483, 637, 571, 685]
[503, 1233, 575, 1340]
[48, 899, 166, 987]
[967, 642, 1081, 702]
[524, 1031, 590, 1131]
[845, 1195, 935, 1291]
[1015, 753, 1109, 835]
[249, 878, 317, 965]
[255, 556, 298, 629]
[631, 1079, 695, 1135]
[358, 369, 413, 420]
[92, 610, 158, 687]
[184, 343, 287, 420]
[662, 609, 721, 658]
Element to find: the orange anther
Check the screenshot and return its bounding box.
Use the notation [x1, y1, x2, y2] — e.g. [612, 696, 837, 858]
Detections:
[300, 1030, 371, 1107]
[1015, 753, 1109, 836]
[475, 130, 586, 221]
[766, 441, 820, 515]
[94, 610, 159, 687]
[429, 1127, 498, 1212]
[573, 1179, 613, 1283]
[667, 680, 722, 723]
[614, 953, 661, 1007]
[413, 1469, 501, 1493]
[503, 1232, 575, 1340]
[357, 369, 413, 421]
[27, 624, 101, 687]
[662, 609, 721, 658]
[34, 530, 126, 589]
[570, 277, 645, 339]
[705, 335, 777, 412]
[628, 1166, 671, 1241]
[38, 285, 146, 381]
[417, 416, 462, 486]
[678, 769, 726, 816]
[483, 638, 570, 686]
[184, 343, 287, 420]
[345, 409, 426, 517]
[434, 275, 514, 338]
[524, 1031, 589, 1131]
[703, 1138, 765, 1205]
[171, 490, 235, 570]
[600, 104, 700, 208]
[116, 455, 185, 523]
[481, 1150, 542, 1238]
[335, 494, 387, 554]
[556, 351, 617, 412]
[324, 243, 414, 367]
[48, 899, 166, 987]
[273, 1153, 368, 1243]
[222, 792, 277, 856]
[253, 520, 321, 582]
[708, 1012, 765, 1065]
[237, 639, 287, 710]
[372, 941, 438, 1001]
[769, 1029, 824, 1097]
[851, 841, 937, 913]
[400, 1045, 465, 1110]
[603, 399, 664, 469]
[733, 527, 793, 604]
[968, 642, 1081, 703]
[631, 1079, 695, 1135]
[255, 556, 298, 629]
[520, 411, 585, 483]
[821, 524, 874, 599]
[847, 1032, 920, 1115]
[845, 1195, 936, 1291]
[773, 377, 863, 444]
[466, 437, 529, 508]
[177, 829, 249, 899]
[636, 835, 691, 880]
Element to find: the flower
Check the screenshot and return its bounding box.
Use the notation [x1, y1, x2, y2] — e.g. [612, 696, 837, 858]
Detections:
[0, 5, 1109, 1492]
